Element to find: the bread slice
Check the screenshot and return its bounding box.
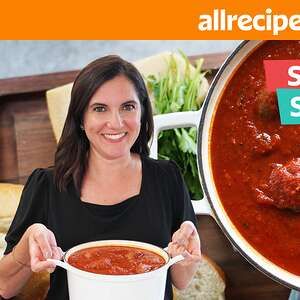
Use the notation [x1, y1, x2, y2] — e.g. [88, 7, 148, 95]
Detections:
[0, 183, 24, 219]
[173, 254, 226, 300]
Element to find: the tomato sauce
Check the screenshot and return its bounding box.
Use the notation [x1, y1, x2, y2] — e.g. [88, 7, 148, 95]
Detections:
[67, 246, 166, 275]
[211, 41, 300, 274]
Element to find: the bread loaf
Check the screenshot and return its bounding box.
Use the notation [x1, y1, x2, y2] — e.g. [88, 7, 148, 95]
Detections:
[0, 183, 23, 218]
[173, 254, 226, 300]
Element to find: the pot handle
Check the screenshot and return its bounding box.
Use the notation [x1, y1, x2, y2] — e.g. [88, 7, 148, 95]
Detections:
[150, 110, 201, 159]
[192, 196, 214, 218]
[150, 109, 214, 218]
[165, 254, 185, 268]
[47, 258, 71, 271]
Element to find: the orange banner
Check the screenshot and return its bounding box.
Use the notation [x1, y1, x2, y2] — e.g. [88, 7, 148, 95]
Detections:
[1, 0, 300, 39]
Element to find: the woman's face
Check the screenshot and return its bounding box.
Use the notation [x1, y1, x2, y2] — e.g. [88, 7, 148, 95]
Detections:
[83, 75, 141, 160]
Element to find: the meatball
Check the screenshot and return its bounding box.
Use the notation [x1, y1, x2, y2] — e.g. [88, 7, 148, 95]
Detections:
[256, 158, 300, 211]
[235, 121, 280, 155]
[255, 89, 278, 120]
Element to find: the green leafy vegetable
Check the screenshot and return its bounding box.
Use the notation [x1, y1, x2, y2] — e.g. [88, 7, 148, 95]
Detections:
[146, 51, 207, 199]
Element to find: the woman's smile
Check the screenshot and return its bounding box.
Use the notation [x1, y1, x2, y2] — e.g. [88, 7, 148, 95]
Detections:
[102, 132, 127, 142]
[83, 75, 141, 160]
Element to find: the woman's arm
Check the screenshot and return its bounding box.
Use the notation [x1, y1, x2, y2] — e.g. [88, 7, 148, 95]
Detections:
[0, 224, 62, 299]
[0, 228, 32, 299]
[168, 221, 201, 290]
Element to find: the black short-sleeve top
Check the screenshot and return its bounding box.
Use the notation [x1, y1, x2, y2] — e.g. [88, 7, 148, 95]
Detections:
[5, 155, 197, 300]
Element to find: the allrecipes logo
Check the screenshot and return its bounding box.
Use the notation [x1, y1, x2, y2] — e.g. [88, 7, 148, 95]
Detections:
[264, 60, 300, 125]
[198, 8, 300, 35]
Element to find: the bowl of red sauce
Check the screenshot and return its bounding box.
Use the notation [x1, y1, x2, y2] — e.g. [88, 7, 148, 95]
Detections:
[67, 244, 166, 275]
[198, 40, 300, 290]
[48, 240, 184, 300]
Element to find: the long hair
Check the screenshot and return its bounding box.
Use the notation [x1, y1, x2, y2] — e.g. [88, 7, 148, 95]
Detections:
[54, 55, 153, 192]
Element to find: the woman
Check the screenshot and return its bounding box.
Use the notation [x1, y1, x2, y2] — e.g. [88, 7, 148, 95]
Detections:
[0, 55, 201, 299]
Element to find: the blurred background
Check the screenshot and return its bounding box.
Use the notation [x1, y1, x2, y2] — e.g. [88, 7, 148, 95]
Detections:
[0, 40, 241, 79]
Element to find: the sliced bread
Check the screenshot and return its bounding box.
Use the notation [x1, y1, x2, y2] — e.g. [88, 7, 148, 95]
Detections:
[173, 254, 226, 300]
[0, 183, 24, 219]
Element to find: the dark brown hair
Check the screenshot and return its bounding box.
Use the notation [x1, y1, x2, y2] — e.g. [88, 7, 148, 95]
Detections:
[54, 55, 153, 192]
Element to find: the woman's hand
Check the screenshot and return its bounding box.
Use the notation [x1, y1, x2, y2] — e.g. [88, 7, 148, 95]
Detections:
[168, 221, 201, 267]
[27, 223, 63, 273]
[168, 221, 201, 289]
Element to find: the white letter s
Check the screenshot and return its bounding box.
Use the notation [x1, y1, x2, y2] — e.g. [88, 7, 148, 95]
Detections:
[291, 96, 300, 117]
[288, 65, 300, 87]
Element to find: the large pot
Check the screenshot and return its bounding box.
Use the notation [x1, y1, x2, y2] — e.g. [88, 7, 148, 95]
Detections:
[151, 40, 300, 290]
[48, 240, 183, 300]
